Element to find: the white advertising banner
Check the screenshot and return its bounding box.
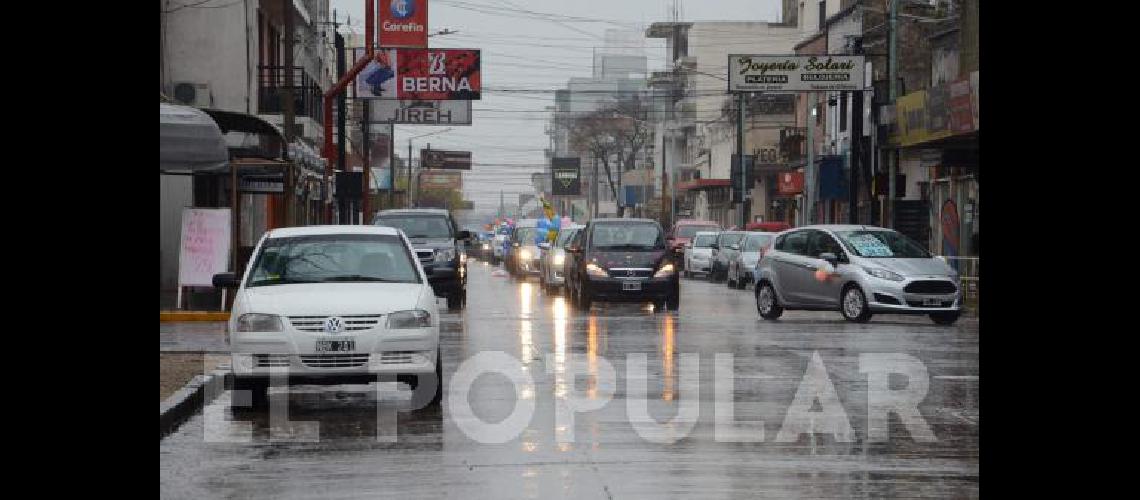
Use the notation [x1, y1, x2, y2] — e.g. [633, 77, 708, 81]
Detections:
[728, 55, 866, 92]
[177, 208, 231, 287]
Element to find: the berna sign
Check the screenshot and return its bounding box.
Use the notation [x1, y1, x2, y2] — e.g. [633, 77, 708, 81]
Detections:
[357, 48, 481, 100]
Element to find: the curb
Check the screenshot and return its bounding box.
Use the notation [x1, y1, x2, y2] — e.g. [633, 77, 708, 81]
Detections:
[160, 311, 230, 322]
[160, 367, 232, 440]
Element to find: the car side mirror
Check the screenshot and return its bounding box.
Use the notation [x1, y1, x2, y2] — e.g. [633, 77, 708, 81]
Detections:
[212, 272, 239, 289]
[729, 244, 740, 251]
[819, 252, 839, 266]
[567, 245, 581, 254]
[710, 243, 719, 250]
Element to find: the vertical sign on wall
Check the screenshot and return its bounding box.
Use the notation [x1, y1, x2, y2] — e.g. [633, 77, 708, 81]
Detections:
[379, 0, 429, 48]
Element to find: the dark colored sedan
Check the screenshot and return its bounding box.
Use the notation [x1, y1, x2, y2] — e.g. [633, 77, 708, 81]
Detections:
[565, 218, 680, 311]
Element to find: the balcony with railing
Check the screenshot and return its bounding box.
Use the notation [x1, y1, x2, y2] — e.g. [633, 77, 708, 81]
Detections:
[257, 65, 324, 125]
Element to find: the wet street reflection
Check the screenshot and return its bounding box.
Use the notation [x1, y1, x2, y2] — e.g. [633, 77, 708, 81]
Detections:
[161, 262, 979, 499]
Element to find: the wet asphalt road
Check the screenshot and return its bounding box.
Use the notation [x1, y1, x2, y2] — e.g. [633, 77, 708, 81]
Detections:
[160, 260, 979, 499]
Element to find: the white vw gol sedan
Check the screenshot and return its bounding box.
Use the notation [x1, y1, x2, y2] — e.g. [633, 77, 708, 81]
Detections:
[212, 225, 441, 409]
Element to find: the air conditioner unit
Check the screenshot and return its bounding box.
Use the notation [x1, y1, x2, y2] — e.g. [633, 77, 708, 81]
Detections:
[171, 82, 212, 108]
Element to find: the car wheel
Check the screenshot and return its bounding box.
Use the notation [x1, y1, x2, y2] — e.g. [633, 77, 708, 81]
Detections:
[232, 378, 269, 409]
[666, 289, 680, 311]
[578, 283, 593, 310]
[841, 285, 873, 323]
[726, 271, 736, 288]
[737, 274, 748, 290]
[428, 347, 443, 408]
[755, 282, 783, 320]
[930, 311, 960, 325]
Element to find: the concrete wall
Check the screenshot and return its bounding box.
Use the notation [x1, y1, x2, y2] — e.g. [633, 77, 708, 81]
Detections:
[161, 0, 258, 114]
[159, 175, 194, 292]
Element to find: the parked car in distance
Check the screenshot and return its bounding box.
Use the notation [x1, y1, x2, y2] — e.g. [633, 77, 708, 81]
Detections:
[709, 230, 747, 282]
[373, 208, 470, 310]
[753, 225, 963, 324]
[212, 225, 442, 409]
[565, 218, 680, 311]
[667, 220, 721, 269]
[683, 231, 719, 278]
[726, 232, 776, 289]
[540, 225, 583, 293]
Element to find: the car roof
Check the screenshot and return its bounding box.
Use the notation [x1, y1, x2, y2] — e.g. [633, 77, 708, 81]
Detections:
[592, 218, 658, 224]
[514, 219, 539, 227]
[376, 208, 451, 216]
[783, 224, 890, 234]
[675, 220, 719, 226]
[693, 231, 719, 236]
[266, 225, 402, 238]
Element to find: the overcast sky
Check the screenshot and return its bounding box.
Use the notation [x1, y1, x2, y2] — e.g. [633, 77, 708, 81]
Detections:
[330, 0, 783, 212]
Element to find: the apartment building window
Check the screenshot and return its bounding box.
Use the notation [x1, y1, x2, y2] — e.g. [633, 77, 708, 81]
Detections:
[818, 1, 826, 31]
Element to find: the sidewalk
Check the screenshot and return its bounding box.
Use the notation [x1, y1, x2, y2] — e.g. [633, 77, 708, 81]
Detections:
[160, 321, 229, 401]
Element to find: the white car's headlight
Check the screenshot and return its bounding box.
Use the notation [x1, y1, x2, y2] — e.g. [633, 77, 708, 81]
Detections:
[236, 313, 282, 332]
[863, 266, 904, 282]
[654, 263, 675, 277]
[386, 309, 433, 329]
[553, 253, 565, 266]
[519, 248, 532, 260]
[586, 263, 608, 277]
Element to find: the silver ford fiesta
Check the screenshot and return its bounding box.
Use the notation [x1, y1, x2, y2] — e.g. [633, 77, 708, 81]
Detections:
[753, 225, 962, 325]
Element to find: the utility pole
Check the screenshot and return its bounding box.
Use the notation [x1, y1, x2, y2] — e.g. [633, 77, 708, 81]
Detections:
[407, 139, 413, 208]
[282, 0, 295, 225]
[361, 101, 370, 224]
[737, 92, 746, 228]
[592, 156, 599, 219]
[806, 103, 816, 225]
[887, 0, 899, 228]
[661, 129, 668, 227]
[334, 26, 346, 224]
[388, 118, 395, 210]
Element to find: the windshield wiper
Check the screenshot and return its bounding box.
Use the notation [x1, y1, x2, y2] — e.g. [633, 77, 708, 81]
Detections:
[317, 275, 401, 282]
[248, 277, 323, 287]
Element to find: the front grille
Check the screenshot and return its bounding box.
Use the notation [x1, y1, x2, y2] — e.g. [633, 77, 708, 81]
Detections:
[904, 280, 958, 294]
[299, 354, 370, 368]
[907, 299, 955, 308]
[287, 315, 384, 332]
[253, 354, 290, 367]
[378, 351, 421, 365]
[608, 268, 653, 279]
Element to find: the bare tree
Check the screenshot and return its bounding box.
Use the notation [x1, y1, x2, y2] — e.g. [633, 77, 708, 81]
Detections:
[568, 94, 652, 217]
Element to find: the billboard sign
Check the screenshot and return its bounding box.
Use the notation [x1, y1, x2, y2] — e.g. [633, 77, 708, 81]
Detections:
[421, 149, 472, 170]
[777, 171, 804, 195]
[728, 55, 866, 92]
[418, 170, 462, 190]
[367, 99, 472, 125]
[378, 0, 428, 48]
[550, 157, 581, 196]
[356, 48, 481, 100]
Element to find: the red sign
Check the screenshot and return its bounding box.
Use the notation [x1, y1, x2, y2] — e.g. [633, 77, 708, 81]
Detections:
[948, 78, 974, 134]
[357, 49, 481, 100]
[777, 171, 804, 195]
[378, 0, 428, 48]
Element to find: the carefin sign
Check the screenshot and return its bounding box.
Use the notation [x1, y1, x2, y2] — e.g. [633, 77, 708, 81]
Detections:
[379, 0, 428, 48]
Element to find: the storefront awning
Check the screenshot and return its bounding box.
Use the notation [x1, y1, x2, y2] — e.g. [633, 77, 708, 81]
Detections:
[160, 104, 228, 173]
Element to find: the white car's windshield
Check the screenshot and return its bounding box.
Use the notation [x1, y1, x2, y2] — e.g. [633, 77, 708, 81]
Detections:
[676, 225, 719, 238]
[374, 215, 452, 239]
[744, 234, 773, 252]
[556, 228, 579, 247]
[246, 234, 421, 287]
[836, 230, 931, 258]
[692, 234, 717, 247]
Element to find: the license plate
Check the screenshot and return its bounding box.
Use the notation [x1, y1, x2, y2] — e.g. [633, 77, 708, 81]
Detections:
[315, 340, 355, 352]
[622, 281, 642, 291]
[922, 298, 942, 306]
